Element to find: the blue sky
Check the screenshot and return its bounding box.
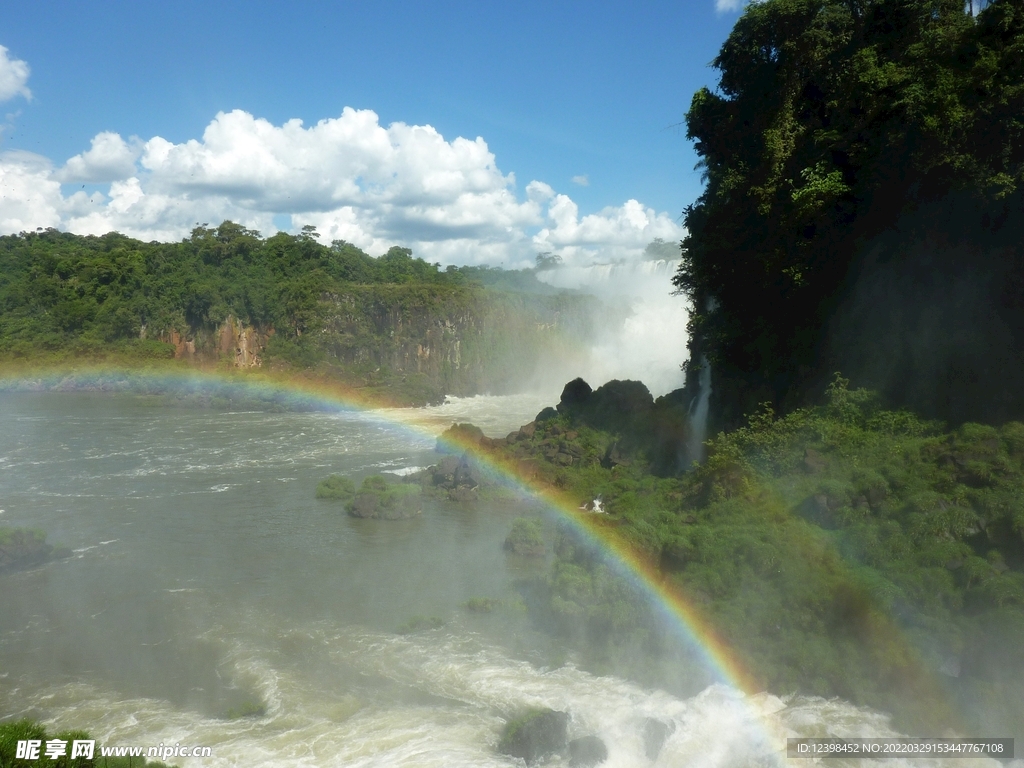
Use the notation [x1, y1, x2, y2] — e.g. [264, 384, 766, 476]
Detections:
[0, 1, 741, 267]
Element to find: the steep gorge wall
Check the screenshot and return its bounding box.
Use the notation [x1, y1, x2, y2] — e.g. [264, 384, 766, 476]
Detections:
[317, 285, 600, 395]
[155, 284, 600, 397]
[159, 316, 272, 369]
[320, 286, 476, 382]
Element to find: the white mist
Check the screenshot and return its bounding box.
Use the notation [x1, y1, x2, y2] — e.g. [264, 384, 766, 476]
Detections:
[536, 258, 689, 397]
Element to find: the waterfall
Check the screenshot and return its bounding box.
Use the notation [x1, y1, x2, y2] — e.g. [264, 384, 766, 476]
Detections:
[686, 355, 712, 466]
[535, 259, 688, 396]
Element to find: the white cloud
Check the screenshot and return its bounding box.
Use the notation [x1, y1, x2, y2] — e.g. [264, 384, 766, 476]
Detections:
[715, 0, 747, 11]
[0, 151, 61, 232]
[0, 107, 683, 269]
[571, 174, 589, 186]
[526, 180, 555, 202]
[0, 46, 31, 103]
[533, 195, 682, 266]
[57, 132, 141, 183]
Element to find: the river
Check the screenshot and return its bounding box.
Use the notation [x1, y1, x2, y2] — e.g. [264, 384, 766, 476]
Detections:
[0, 391, 1007, 767]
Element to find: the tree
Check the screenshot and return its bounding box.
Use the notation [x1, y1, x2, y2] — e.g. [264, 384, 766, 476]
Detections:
[535, 252, 562, 271]
[676, 0, 1024, 428]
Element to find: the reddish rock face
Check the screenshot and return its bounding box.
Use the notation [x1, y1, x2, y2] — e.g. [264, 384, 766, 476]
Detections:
[161, 315, 270, 368]
[216, 316, 268, 368]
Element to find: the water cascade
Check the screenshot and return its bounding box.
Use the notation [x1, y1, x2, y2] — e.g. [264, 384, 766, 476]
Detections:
[686, 355, 712, 466]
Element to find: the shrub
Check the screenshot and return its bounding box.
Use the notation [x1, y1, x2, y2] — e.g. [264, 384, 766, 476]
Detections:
[315, 474, 355, 499]
[504, 518, 545, 556]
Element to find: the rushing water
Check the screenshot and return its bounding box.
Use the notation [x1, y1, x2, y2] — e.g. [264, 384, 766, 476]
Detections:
[0, 392, 1010, 767]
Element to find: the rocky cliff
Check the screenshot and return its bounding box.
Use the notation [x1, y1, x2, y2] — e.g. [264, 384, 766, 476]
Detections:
[160, 315, 272, 368]
[153, 285, 602, 401]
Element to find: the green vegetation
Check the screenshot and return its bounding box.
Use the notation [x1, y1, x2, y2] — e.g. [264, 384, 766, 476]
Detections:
[0, 719, 175, 767]
[315, 474, 356, 500]
[0, 527, 70, 573]
[463, 597, 500, 613]
[503, 518, 546, 556]
[0, 224, 605, 403]
[677, 0, 1024, 427]
[346, 475, 422, 519]
[0, 225, 459, 355]
[455, 375, 1024, 732]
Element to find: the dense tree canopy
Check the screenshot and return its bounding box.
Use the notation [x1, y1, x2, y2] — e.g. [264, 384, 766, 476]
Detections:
[0, 223, 556, 357]
[0, 223, 604, 403]
[676, 0, 1024, 427]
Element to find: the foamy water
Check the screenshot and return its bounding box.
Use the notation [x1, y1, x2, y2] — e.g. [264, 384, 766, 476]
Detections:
[0, 392, 1013, 767]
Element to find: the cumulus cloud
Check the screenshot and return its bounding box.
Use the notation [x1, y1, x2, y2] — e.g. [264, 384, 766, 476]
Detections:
[571, 174, 589, 187]
[0, 151, 61, 232]
[0, 46, 31, 103]
[715, 0, 747, 11]
[0, 107, 683, 268]
[57, 132, 141, 182]
[533, 195, 681, 266]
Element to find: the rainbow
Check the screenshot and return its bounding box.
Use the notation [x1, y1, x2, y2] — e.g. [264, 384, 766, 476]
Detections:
[0, 365, 763, 681]
[436, 431, 764, 695]
[0, 364, 866, 760]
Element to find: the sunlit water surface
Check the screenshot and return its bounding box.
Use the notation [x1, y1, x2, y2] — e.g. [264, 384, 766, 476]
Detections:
[0, 393, 1009, 767]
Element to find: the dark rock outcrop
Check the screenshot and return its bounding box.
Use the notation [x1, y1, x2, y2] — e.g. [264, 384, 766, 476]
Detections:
[425, 452, 485, 501]
[497, 708, 569, 765]
[553, 378, 654, 434]
[550, 378, 695, 475]
[438, 423, 486, 453]
[557, 377, 593, 415]
[536, 406, 559, 422]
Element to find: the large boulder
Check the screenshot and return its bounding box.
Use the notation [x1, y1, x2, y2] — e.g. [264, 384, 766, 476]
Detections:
[557, 377, 593, 415]
[587, 380, 654, 433]
[535, 406, 559, 423]
[454, 460, 481, 489]
[430, 455, 483, 494]
[569, 735, 608, 767]
[552, 378, 656, 436]
[437, 423, 485, 453]
[432, 456, 461, 488]
[497, 708, 569, 765]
